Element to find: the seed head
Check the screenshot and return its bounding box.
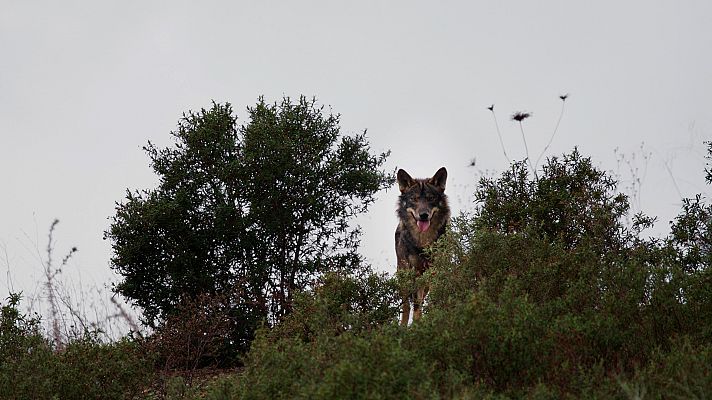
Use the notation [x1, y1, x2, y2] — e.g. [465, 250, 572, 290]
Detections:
[511, 111, 532, 122]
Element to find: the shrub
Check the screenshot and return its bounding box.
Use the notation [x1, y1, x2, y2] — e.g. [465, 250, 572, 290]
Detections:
[0, 294, 152, 400]
[51, 334, 153, 400]
[270, 271, 401, 342]
[0, 293, 54, 398]
[146, 292, 236, 370]
[235, 328, 438, 400]
[420, 149, 712, 395]
[229, 271, 438, 399]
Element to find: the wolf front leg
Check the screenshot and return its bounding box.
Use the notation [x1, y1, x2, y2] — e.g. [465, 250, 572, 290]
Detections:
[401, 284, 413, 326]
[400, 293, 411, 326]
[412, 285, 429, 321]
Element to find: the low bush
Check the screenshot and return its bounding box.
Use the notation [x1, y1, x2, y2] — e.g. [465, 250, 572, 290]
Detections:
[146, 292, 237, 371]
[269, 271, 401, 342]
[0, 294, 152, 400]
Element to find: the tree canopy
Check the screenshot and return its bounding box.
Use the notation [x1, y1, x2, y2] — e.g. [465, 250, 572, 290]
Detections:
[105, 96, 393, 355]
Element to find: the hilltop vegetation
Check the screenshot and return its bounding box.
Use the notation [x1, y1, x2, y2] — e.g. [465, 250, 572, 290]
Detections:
[1, 99, 711, 399]
[227, 149, 712, 399]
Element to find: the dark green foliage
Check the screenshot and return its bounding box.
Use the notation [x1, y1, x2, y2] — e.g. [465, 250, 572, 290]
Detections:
[0, 295, 152, 400]
[236, 329, 437, 400]
[0, 294, 43, 362]
[105, 96, 393, 356]
[0, 293, 51, 398]
[234, 272, 436, 399]
[49, 335, 153, 400]
[236, 98, 393, 321]
[474, 149, 629, 252]
[629, 338, 712, 399]
[271, 271, 401, 341]
[106, 102, 246, 330]
[230, 148, 712, 399]
[420, 149, 712, 394]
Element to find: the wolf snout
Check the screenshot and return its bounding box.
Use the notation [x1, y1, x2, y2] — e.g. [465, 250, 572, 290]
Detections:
[418, 212, 430, 221]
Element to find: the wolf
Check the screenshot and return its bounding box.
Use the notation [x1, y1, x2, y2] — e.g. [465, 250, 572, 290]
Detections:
[395, 167, 450, 325]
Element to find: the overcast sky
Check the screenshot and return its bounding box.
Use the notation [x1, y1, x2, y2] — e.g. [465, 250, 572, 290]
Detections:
[2, 1, 711, 316]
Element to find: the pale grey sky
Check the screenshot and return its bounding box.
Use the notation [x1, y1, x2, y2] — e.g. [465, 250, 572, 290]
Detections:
[2, 1, 711, 320]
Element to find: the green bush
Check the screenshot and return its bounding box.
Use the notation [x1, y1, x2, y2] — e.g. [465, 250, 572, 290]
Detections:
[0, 294, 153, 400]
[0, 293, 54, 399]
[51, 335, 153, 400]
[419, 149, 712, 395]
[217, 272, 439, 399]
[269, 271, 401, 342]
[628, 338, 712, 399]
[235, 326, 453, 400]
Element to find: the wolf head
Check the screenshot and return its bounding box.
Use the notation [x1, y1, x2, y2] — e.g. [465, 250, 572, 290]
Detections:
[397, 167, 448, 233]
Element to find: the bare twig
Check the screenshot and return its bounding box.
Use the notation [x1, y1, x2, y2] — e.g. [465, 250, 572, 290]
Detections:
[110, 295, 142, 336]
[661, 157, 683, 200]
[44, 219, 63, 348]
[488, 104, 510, 163]
[535, 94, 568, 170]
[11, 218, 143, 343]
[1, 242, 15, 293]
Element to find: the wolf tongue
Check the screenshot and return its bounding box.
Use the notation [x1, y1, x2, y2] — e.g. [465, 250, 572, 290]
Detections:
[417, 220, 430, 232]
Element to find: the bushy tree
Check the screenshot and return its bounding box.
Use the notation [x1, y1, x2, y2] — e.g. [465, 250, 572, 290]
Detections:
[105, 96, 393, 355]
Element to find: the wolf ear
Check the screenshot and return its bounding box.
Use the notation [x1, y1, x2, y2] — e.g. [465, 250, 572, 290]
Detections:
[397, 169, 415, 192]
[429, 167, 447, 191]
